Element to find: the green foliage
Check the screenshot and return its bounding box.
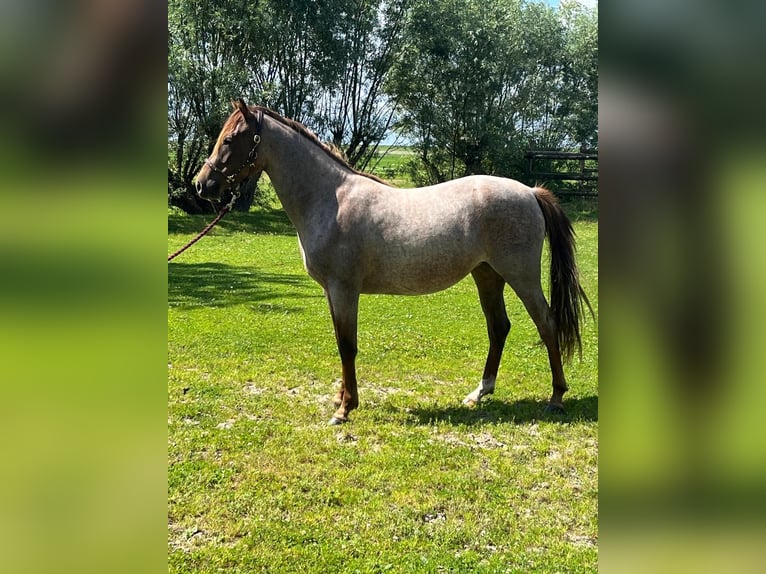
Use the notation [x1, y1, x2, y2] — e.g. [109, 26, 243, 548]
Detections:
[168, 206, 598, 572]
[557, 1, 599, 147]
[168, 0, 412, 211]
[168, 0, 265, 212]
[387, 0, 598, 183]
[168, 0, 597, 205]
[313, 0, 412, 169]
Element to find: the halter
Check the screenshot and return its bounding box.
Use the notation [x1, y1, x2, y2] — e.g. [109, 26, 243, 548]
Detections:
[204, 109, 264, 185]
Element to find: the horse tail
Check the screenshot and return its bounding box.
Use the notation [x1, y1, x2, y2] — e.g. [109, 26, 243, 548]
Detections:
[533, 187, 593, 362]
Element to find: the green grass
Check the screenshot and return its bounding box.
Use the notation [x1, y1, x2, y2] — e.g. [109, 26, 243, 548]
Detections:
[168, 203, 598, 573]
[368, 146, 416, 187]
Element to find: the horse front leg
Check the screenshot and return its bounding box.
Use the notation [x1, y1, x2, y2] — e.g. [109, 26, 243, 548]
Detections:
[325, 284, 360, 425]
[464, 264, 511, 407]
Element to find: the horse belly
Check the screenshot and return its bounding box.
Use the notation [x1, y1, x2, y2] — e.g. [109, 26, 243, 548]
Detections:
[360, 243, 480, 295]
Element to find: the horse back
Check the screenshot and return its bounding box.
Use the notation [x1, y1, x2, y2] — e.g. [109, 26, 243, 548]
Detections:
[321, 175, 545, 295]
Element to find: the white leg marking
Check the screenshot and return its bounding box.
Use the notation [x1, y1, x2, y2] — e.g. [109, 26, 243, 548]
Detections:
[462, 376, 496, 407]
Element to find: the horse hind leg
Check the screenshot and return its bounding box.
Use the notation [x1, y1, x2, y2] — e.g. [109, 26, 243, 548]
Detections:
[463, 263, 511, 407]
[508, 279, 568, 413]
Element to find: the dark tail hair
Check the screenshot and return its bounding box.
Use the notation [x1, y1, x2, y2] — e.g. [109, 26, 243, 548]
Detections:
[533, 187, 594, 362]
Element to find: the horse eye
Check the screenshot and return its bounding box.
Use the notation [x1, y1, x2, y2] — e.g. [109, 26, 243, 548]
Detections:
[223, 137, 233, 145]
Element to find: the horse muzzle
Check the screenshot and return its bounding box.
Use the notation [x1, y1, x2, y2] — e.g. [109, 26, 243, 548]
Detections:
[195, 173, 223, 200]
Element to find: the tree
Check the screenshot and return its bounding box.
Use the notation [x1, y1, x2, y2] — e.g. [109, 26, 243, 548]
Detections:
[314, 0, 412, 170]
[168, 0, 411, 212]
[556, 0, 598, 149]
[168, 0, 597, 208]
[168, 0, 259, 212]
[386, 0, 597, 184]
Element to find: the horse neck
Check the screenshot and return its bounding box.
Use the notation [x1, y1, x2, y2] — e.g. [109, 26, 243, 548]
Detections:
[260, 117, 350, 235]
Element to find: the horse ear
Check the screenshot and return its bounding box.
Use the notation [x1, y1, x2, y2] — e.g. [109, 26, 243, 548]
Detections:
[232, 98, 253, 120]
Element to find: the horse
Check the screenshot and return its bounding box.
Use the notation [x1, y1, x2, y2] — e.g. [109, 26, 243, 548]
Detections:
[195, 99, 593, 425]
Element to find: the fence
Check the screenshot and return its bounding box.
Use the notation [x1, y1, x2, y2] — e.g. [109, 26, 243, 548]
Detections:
[525, 147, 598, 196]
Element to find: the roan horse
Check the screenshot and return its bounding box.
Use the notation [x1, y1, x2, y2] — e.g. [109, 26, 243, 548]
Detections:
[195, 99, 592, 425]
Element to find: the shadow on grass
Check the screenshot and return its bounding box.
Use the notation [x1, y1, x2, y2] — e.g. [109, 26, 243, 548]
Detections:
[168, 206, 295, 236]
[168, 261, 319, 310]
[401, 395, 598, 426]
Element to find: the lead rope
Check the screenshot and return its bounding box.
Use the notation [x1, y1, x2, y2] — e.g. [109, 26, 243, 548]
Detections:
[167, 192, 239, 262]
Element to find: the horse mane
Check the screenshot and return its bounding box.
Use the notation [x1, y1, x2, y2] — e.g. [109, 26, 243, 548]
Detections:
[252, 106, 390, 186]
[325, 142, 348, 162]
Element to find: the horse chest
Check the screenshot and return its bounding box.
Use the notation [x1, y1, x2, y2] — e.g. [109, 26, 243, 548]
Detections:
[297, 232, 357, 287]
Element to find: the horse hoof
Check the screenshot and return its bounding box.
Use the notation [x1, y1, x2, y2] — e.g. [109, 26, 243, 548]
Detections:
[544, 403, 566, 415]
[463, 397, 478, 408]
[328, 416, 346, 426]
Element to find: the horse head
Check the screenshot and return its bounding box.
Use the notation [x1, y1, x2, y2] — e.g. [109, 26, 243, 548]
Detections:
[195, 99, 263, 201]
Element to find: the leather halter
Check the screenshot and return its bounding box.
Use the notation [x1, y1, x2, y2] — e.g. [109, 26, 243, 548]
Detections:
[204, 108, 264, 185]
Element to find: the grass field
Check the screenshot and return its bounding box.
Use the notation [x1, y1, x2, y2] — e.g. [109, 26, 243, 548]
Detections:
[168, 198, 598, 573]
[368, 146, 415, 187]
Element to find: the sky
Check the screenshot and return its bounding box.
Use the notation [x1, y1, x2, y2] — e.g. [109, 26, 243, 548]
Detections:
[544, 0, 598, 8]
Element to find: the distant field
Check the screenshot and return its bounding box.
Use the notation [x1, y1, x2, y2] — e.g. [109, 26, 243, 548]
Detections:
[168, 199, 598, 573]
[368, 146, 416, 187]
